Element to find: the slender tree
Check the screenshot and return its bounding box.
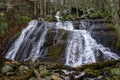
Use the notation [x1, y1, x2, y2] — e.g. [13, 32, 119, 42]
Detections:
[108, 0, 120, 39]
[34, 0, 37, 16]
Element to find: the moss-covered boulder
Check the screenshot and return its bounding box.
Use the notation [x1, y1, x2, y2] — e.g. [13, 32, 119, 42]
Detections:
[51, 73, 62, 80]
[43, 29, 68, 62]
[40, 69, 50, 77]
[110, 68, 120, 76]
[84, 69, 101, 77]
[2, 65, 13, 73]
[19, 65, 29, 73]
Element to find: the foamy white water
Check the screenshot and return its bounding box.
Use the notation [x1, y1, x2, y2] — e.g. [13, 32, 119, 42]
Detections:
[5, 12, 120, 67]
[64, 21, 119, 67]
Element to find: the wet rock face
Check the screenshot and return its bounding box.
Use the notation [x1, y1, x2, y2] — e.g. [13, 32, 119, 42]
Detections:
[5, 20, 120, 64]
[92, 31, 117, 52]
[91, 24, 119, 54]
[80, 19, 120, 54]
[41, 29, 68, 62]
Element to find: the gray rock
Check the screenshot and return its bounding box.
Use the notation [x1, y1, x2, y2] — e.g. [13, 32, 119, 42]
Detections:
[2, 65, 13, 73]
[29, 77, 36, 80]
[51, 73, 62, 80]
[110, 68, 120, 76]
[40, 69, 50, 77]
[39, 65, 46, 70]
[19, 65, 29, 72]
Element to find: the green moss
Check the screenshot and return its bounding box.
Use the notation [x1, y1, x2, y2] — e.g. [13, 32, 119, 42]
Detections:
[115, 40, 120, 50]
[40, 69, 50, 77]
[17, 16, 31, 25]
[44, 29, 68, 62]
[45, 15, 54, 21]
[110, 68, 120, 76]
[18, 70, 33, 80]
[0, 18, 8, 40]
[108, 76, 120, 80]
[45, 45, 63, 62]
[84, 69, 101, 77]
[75, 59, 120, 71]
[65, 15, 75, 21]
[2, 65, 13, 73]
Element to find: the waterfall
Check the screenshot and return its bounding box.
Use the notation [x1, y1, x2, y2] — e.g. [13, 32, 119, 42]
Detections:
[64, 21, 119, 67]
[5, 13, 120, 67]
[5, 20, 49, 62]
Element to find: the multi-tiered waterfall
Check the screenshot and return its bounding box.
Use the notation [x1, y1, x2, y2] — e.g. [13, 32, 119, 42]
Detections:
[5, 12, 119, 67]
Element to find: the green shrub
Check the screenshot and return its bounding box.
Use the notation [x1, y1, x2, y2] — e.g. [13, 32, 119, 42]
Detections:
[17, 16, 31, 25]
[0, 18, 8, 40]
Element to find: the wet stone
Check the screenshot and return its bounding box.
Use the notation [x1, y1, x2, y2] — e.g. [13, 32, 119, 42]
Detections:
[2, 65, 13, 73]
[29, 77, 36, 80]
[19, 65, 29, 72]
[51, 73, 62, 80]
[40, 69, 50, 77]
[110, 68, 120, 76]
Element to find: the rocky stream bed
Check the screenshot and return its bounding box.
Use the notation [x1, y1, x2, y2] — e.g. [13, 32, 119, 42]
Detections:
[0, 59, 120, 80]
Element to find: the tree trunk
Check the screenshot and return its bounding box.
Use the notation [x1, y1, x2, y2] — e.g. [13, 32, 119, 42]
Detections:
[34, 0, 37, 16]
[108, 0, 120, 39]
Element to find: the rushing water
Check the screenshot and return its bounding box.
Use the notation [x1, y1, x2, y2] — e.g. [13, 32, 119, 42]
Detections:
[5, 12, 120, 67]
[65, 29, 119, 67]
[5, 21, 49, 62]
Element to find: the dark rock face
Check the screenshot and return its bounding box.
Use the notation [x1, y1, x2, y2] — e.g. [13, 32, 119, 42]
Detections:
[5, 20, 120, 64]
[41, 29, 68, 62]
[80, 19, 120, 55]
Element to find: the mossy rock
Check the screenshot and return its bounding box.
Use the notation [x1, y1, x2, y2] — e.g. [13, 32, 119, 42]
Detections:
[29, 77, 36, 80]
[44, 29, 68, 62]
[19, 65, 29, 73]
[39, 65, 47, 70]
[40, 69, 50, 77]
[108, 76, 120, 80]
[110, 68, 120, 76]
[2, 65, 13, 73]
[84, 69, 101, 77]
[75, 59, 120, 71]
[51, 73, 62, 80]
[45, 45, 64, 62]
[18, 70, 33, 80]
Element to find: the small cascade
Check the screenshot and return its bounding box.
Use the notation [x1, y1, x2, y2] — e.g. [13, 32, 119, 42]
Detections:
[55, 21, 74, 30]
[55, 11, 60, 21]
[55, 11, 74, 30]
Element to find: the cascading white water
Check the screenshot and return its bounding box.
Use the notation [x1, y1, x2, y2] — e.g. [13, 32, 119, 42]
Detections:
[54, 12, 119, 67]
[5, 20, 48, 62]
[55, 11, 74, 30]
[5, 11, 120, 67]
[64, 21, 120, 67]
[5, 20, 38, 60]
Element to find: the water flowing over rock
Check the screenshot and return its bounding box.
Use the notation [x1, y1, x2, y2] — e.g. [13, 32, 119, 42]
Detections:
[5, 19, 120, 67]
[5, 20, 49, 62]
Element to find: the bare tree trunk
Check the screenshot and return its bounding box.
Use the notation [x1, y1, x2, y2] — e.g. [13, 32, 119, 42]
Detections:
[7, 0, 11, 11]
[108, 0, 120, 39]
[34, 0, 37, 16]
[44, 0, 47, 17]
